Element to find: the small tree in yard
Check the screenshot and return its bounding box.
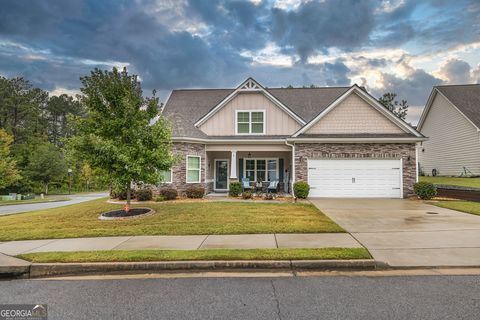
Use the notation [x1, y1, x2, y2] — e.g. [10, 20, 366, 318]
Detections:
[26, 141, 67, 194]
[0, 129, 20, 189]
[70, 67, 174, 211]
[379, 92, 409, 120]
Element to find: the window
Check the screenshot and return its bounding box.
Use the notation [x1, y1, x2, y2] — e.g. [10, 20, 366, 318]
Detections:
[236, 110, 265, 134]
[186, 156, 201, 183]
[244, 158, 278, 182]
[160, 169, 172, 183]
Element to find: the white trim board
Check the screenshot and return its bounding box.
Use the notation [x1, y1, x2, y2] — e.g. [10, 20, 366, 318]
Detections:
[194, 77, 305, 127]
[292, 85, 423, 138]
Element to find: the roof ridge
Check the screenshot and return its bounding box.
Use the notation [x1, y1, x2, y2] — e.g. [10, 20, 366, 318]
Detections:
[172, 86, 352, 92]
[435, 84, 480, 88]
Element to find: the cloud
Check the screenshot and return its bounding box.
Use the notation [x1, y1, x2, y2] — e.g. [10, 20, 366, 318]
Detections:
[271, 0, 376, 61]
[372, 63, 444, 106]
[438, 58, 480, 84]
[438, 59, 473, 84]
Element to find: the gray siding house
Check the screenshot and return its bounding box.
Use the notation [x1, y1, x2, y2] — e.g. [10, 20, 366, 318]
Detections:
[418, 84, 480, 176]
[161, 78, 425, 198]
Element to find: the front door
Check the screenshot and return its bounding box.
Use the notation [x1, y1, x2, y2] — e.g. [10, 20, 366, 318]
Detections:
[215, 159, 229, 191]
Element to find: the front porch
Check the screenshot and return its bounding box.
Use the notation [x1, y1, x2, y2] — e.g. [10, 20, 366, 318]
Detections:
[205, 144, 293, 194]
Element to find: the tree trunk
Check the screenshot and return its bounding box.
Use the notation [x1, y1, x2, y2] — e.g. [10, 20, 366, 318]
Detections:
[44, 182, 49, 195]
[125, 183, 131, 212]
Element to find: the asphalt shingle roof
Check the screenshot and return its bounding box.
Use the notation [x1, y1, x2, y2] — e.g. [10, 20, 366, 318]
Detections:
[435, 84, 480, 129]
[162, 87, 350, 138]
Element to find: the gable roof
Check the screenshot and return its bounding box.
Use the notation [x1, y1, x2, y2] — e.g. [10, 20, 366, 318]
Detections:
[162, 78, 424, 141]
[418, 84, 480, 131]
[292, 85, 424, 138]
[163, 83, 350, 139]
[194, 78, 306, 127]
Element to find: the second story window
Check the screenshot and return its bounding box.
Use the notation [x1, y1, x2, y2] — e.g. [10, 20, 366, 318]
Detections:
[236, 110, 265, 135]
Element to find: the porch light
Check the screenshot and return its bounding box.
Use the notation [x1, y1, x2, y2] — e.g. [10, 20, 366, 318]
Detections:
[247, 152, 252, 158]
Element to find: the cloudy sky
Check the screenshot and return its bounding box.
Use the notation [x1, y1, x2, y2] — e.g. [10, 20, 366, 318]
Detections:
[1, 0, 479, 123]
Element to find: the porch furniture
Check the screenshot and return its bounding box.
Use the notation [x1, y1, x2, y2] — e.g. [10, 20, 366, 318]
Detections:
[267, 180, 280, 193]
[242, 178, 253, 192]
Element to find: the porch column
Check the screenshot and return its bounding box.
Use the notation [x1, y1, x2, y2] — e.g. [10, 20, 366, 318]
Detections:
[230, 150, 237, 179]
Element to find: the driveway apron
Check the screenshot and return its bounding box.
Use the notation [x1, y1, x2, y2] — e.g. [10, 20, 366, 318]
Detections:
[310, 198, 480, 267]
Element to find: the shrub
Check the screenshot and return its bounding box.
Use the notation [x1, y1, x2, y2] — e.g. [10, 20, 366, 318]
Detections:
[413, 181, 437, 200]
[155, 196, 165, 202]
[294, 181, 310, 199]
[186, 186, 205, 198]
[242, 191, 252, 199]
[159, 188, 178, 200]
[229, 182, 242, 197]
[264, 193, 275, 200]
[136, 188, 153, 201]
[117, 189, 136, 200]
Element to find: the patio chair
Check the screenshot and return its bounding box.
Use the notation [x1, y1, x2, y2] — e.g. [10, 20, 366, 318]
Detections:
[267, 180, 279, 193]
[241, 178, 253, 192]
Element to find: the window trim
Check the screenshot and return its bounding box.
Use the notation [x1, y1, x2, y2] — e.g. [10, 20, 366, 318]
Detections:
[243, 158, 279, 182]
[235, 110, 266, 135]
[186, 155, 201, 183]
[159, 168, 173, 184]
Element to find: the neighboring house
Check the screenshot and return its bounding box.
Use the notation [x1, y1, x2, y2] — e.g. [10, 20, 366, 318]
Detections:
[161, 78, 425, 198]
[418, 84, 480, 176]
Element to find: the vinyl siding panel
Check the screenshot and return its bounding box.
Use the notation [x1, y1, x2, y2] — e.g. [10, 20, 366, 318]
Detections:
[419, 93, 480, 175]
[199, 92, 301, 136]
[305, 92, 405, 134]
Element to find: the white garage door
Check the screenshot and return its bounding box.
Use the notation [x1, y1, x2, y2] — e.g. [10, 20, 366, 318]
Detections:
[307, 159, 402, 198]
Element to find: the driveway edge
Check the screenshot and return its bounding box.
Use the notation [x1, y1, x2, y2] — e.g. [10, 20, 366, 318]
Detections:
[23, 259, 375, 278]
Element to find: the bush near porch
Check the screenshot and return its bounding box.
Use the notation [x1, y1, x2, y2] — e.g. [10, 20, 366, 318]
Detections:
[0, 199, 344, 241]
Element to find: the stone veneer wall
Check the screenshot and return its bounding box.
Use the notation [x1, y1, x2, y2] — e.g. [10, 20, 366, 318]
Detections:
[159, 142, 206, 196]
[294, 143, 416, 197]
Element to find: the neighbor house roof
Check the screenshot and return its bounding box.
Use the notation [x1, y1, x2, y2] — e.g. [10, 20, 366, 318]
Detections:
[162, 87, 349, 138]
[435, 84, 480, 129]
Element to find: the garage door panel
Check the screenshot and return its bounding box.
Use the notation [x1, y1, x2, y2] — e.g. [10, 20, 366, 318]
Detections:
[307, 159, 402, 198]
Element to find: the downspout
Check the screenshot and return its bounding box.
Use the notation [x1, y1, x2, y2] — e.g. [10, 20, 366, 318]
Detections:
[285, 140, 295, 195]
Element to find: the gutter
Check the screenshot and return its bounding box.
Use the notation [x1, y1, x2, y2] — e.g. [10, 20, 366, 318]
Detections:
[173, 137, 428, 144]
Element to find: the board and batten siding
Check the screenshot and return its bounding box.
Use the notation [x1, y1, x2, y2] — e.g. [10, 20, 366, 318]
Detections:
[305, 92, 405, 134]
[199, 92, 301, 136]
[419, 92, 480, 176]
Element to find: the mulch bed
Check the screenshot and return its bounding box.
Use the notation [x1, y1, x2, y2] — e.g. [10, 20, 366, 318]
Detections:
[99, 208, 155, 220]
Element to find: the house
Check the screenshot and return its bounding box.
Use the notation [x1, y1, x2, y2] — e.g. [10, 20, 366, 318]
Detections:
[417, 84, 480, 176]
[161, 78, 425, 198]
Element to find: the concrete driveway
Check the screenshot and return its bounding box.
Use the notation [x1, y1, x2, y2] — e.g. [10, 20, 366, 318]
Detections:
[0, 192, 109, 216]
[310, 198, 480, 267]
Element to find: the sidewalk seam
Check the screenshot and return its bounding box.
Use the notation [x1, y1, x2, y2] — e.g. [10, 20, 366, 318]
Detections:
[197, 235, 209, 249]
[273, 234, 279, 248]
[19, 239, 60, 255]
[111, 236, 134, 250]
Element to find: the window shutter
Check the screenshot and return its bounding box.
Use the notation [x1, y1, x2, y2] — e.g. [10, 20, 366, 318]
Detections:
[239, 158, 243, 180]
[279, 158, 284, 181]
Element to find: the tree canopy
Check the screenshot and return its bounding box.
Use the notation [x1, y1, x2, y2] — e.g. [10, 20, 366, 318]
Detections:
[0, 129, 20, 189]
[70, 67, 174, 207]
[379, 92, 409, 120]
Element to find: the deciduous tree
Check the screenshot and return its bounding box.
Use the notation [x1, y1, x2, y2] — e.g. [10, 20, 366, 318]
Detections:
[71, 67, 174, 210]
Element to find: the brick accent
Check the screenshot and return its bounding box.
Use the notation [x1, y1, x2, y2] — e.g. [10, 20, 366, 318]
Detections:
[159, 142, 206, 196]
[294, 143, 416, 197]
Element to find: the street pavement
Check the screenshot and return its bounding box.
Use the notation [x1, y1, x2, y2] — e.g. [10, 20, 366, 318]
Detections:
[0, 274, 479, 319]
[311, 198, 480, 267]
[0, 192, 109, 216]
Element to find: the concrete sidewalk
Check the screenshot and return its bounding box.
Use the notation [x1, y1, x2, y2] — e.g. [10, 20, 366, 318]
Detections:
[0, 233, 362, 256]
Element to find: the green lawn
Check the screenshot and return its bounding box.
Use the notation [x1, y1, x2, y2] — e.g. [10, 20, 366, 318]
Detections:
[17, 248, 370, 263]
[420, 176, 480, 188]
[0, 199, 344, 241]
[430, 200, 480, 216]
[0, 197, 69, 206]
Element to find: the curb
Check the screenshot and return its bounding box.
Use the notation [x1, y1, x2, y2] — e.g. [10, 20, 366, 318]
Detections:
[23, 259, 376, 278]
